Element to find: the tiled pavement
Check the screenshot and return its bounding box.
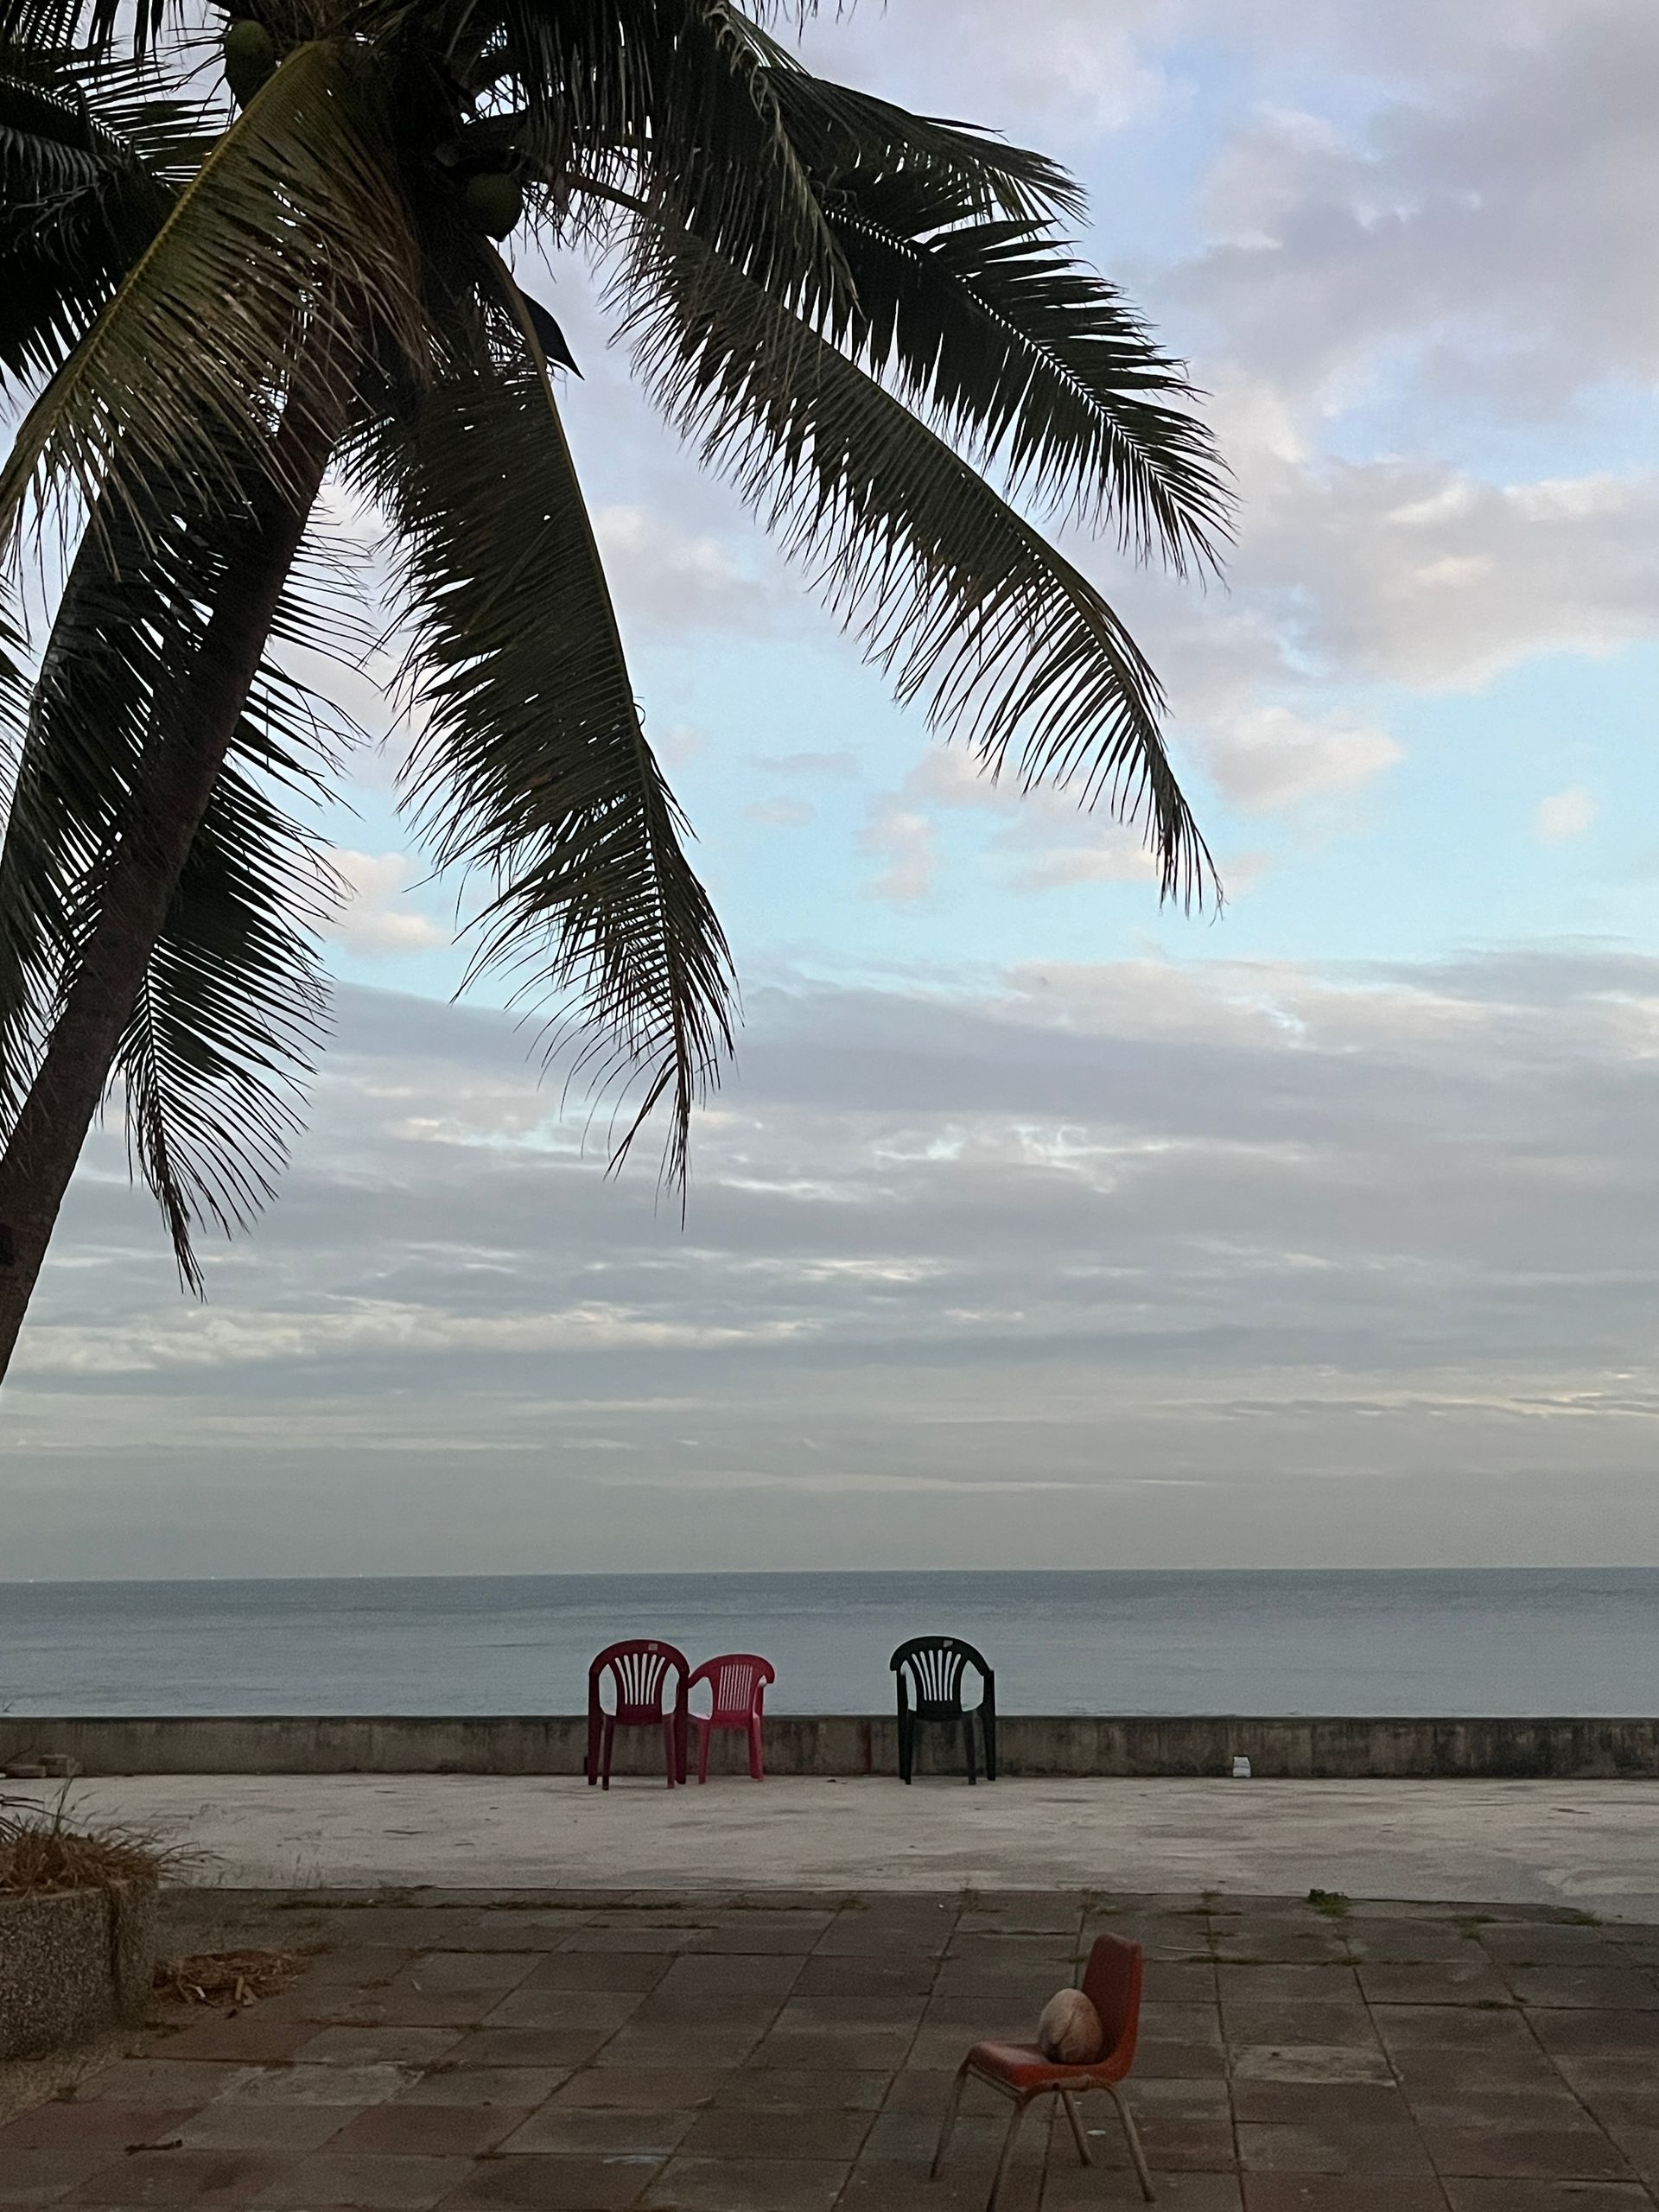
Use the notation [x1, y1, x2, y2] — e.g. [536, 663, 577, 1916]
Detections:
[5, 1886, 1659, 2209]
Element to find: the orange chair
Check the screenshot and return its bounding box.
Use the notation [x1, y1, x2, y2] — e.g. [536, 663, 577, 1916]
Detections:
[687, 1653, 774, 1781]
[931, 1932, 1154, 2209]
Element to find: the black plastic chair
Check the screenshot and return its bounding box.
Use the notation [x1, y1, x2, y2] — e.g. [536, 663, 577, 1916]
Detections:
[890, 1636, 997, 1785]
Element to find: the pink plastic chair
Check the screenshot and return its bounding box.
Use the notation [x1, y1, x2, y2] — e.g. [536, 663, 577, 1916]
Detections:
[686, 1653, 775, 1782]
[585, 1640, 689, 1789]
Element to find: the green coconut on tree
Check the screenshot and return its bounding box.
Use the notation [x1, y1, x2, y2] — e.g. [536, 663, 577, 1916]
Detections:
[463, 170, 524, 238]
[219, 18, 275, 104]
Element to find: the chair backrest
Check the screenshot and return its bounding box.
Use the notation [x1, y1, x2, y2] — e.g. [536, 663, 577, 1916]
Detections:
[1079, 1933, 1144, 2070]
[689, 1653, 775, 1719]
[588, 1640, 689, 1721]
[889, 1635, 993, 1713]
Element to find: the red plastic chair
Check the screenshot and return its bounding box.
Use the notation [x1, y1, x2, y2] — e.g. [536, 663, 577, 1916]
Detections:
[686, 1653, 775, 1781]
[931, 1932, 1154, 2209]
[584, 1640, 689, 1789]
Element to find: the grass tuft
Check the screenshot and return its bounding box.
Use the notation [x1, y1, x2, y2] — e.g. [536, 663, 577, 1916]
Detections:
[0, 1788, 194, 1897]
[1306, 1888, 1351, 1919]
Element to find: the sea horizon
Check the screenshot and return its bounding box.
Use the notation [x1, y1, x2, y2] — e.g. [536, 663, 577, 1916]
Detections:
[4, 1566, 1656, 1719]
[4, 1561, 1651, 1581]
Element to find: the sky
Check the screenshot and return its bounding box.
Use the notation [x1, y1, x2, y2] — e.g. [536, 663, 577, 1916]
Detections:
[6, 0, 1659, 1576]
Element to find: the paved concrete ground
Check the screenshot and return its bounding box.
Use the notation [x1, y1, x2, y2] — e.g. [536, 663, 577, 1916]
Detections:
[6, 1886, 1659, 2209]
[18, 1775, 1659, 1918]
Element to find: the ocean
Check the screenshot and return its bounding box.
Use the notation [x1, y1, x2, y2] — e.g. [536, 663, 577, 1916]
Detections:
[2, 1568, 1655, 1717]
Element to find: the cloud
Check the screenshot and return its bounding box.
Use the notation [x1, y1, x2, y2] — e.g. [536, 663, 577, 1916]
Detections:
[1090, 431, 1659, 738]
[797, 0, 1172, 142]
[1535, 787, 1598, 843]
[16, 950, 1659, 1572]
[1177, 0, 1659, 416]
[743, 798, 817, 829]
[1196, 707, 1401, 815]
[885, 747, 1159, 893]
[24, 1300, 810, 1379]
[757, 752, 857, 779]
[1239, 457, 1659, 690]
[1015, 0, 1659, 753]
[326, 851, 447, 957]
[593, 503, 787, 639]
[1001, 831, 1156, 894]
[863, 805, 937, 904]
[650, 723, 707, 768]
[864, 745, 1170, 899]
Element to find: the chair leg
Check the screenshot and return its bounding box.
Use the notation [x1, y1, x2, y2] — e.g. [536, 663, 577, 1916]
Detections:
[1059, 2088, 1092, 2167]
[696, 1719, 711, 1783]
[963, 1713, 977, 1784]
[899, 1709, 913, 1783]
[749, 1715, 764, 1780]
[662, 1714, 677, 1786]
[1108, 2083, 1155, 2202]
[984, 1706, 997, 1782]
[930, 2058, 971, 2178]
[984, 2095, 1029, 2212]
[600, 1716, 614, 1792]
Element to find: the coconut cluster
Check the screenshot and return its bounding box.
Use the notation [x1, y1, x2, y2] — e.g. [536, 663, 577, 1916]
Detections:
[219, 21, 525, 240]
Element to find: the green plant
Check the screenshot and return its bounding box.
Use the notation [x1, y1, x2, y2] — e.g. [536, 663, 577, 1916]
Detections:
[0, 0, 1228, 1376]
[1306, 1888, 1351, 1920]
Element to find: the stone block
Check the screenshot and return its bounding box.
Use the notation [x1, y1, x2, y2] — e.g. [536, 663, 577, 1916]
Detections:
[0, 1878, 157, 2058]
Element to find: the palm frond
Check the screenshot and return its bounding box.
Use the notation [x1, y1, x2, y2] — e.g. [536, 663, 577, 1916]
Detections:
[0, 582, 27, 887]
[619, 223, 1215, 906]
[353, 277, 735, 1188]
[0, 589, 24, 734]
[0, 39, 209, 172]
[0, 494, 148, 1134]
[818, 166, 1231, 572]
[0, 0, 162, 63]
[0, 480, 344, 1277]
[755, 37, 1085, 226]
[117, 753, 336, 1291]
[500, 0, 849, 312]
[0, 36, 425, 562]
[0, 48, 207, 390]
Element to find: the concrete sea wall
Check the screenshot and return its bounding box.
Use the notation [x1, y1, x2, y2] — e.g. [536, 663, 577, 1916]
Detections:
[5, 1713, 1659, 1780]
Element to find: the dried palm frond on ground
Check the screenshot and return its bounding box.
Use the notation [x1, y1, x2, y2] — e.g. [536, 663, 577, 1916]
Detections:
[154, 1949, 305, 2007]
[0, 1791, 188, 1896]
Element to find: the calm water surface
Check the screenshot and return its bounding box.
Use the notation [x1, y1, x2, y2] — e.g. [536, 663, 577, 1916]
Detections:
[2, 1569, 1655, 1716]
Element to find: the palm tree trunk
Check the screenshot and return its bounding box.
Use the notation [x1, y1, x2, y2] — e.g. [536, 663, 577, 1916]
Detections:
[0, 387, 345, 1384]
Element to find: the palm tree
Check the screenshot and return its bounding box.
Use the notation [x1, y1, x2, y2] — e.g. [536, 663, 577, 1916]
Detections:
[0, 0, 1229, 1382]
